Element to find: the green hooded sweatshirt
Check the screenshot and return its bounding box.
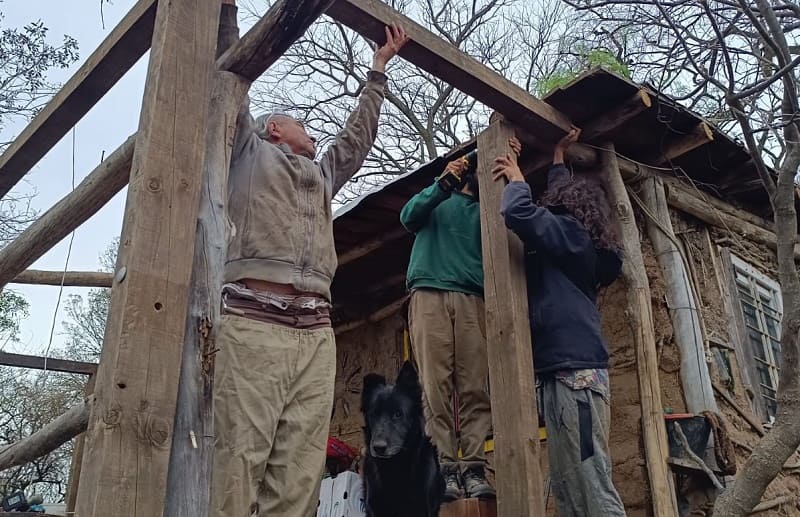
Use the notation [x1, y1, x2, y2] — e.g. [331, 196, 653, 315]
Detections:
[400, 179, 483, 297]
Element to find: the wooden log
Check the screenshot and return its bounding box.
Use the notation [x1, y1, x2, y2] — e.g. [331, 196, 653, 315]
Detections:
[334, 297, 406, 335]
[639, 177, 718, 413]
[749, 495, 797, 514]
[0, 396, 91, 472]
[475, 119, 544, 516]
[217, 0, 336, 82]
[0, 352, 97, 376]
[712, 381, 766, 437]
[521, 89, 651, 175]
[337, 228, 408, 265]
[65, 375, 95, 514]
[74, 0, 221, 514]
[602, 143, 678, 516]
[326, 0, 573, 142]
[654, 122, 714, 165]
[0, 136, 134, 290]
[664, 181, 800, 259]
[0, 0, 155, 198]
[10, 270, 113, 288]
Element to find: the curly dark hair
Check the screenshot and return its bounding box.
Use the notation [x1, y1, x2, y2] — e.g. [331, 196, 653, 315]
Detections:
[538, 178, 620, 251]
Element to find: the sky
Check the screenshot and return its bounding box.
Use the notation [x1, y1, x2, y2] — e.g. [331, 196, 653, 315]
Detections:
[0, 2, 254, 358]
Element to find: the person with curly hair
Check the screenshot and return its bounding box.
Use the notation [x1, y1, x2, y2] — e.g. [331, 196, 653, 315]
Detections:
[492, 128, 626, 517]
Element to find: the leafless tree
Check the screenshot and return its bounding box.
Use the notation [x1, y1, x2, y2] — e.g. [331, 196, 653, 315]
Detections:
[240, 0, 585, 203]
[567, 1, 800, 514]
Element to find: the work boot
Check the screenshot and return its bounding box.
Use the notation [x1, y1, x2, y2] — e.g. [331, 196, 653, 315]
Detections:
[443, 470, 461, 502]
[463, 465, 495, 499]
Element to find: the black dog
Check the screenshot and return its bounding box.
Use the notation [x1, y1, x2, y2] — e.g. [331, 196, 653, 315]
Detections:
[361, 361, 445, 517]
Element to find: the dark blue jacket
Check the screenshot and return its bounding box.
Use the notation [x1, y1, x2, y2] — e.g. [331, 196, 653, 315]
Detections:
[500, 165, 622, 374]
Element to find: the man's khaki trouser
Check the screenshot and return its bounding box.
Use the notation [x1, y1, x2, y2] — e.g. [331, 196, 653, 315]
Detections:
[408, 289, 492, 473]
[210, 314, 335, 517]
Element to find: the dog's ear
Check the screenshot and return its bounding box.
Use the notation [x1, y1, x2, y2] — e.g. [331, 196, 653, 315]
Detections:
[362, 373, 386, 411]
[395, 361, 422, 400]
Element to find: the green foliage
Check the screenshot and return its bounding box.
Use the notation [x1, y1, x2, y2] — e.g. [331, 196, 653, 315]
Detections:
[536, 48, 630, 97]
[0, 290, 28, 342]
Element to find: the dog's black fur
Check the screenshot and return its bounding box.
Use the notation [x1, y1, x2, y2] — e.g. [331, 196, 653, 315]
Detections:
[361, 361, 445, 517]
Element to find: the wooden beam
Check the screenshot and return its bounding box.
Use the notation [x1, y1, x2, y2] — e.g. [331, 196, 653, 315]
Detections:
[475, 119, 543, 515]
[654, 122, 714, 165]
[0, 136, 134, 290]
[337, 227, 408, 265]
[326, 0, 573, 141]
[0, 0, 155, 198]
[334, 297, 406, 334]
[74, 0, 221, 514]
[602, 142, 678, 517]
[0, 352, 97, 376]
[65, 376, 95, 516]
[0, 396, 92, 473]
[638, 177, 717, 413]
[521, 89, 651, 174]
[217, 0, 337, 82]
[581, 89, 652, 142]
[664, 181, 800, 259]
[10, 270, 113, 288]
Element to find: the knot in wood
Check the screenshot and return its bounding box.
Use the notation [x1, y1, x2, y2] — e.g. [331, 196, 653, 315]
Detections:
[136, 413, 171, 447]
[179, 178, 190, 190]
[103, 403, 123, 427]
[615, 202, 630, 221]
[147, 177, 162, 192]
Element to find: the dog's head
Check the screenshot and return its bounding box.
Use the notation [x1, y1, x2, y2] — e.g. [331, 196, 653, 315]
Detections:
[361, 361, 424, 459]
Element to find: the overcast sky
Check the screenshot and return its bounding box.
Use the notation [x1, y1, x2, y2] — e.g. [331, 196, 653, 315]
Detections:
[1, 1, 255, 358]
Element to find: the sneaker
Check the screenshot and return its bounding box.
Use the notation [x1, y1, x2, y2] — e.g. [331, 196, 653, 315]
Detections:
[443, 471, 461, 502]
[463, 467, 495, 499]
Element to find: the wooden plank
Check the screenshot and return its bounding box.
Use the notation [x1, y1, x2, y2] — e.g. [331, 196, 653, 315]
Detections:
[0, 352, 97, 375]
[475, 119, 543, 516]
[65, 376, 95, 515]
[326, 0, 573, 141]
[0, 136, 134, 290]
[0, 396, 91, 472]
[602, 142, 678, 516]
[73, 0, 221, 514]
[217, 0, 337, 82]
[0, 0, 155, 198]
[639, 177, 718, 413]
[439, 498, 497, 517]
[10, 270, 113, 288]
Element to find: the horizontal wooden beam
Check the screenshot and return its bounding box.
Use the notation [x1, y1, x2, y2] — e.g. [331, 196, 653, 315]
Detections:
[664, 181, 800, 259]
[0, 0, 155, 198]
[0, 352, 97, 375]
[218, 0, 336, 81]
[337, 227, 408, 265]
[521, 90, 651, 175]
[326, 0, 573, 141]
[654, 122, 714, 166]
[334, 297, 405, 334]
[0, 135, 134, 290]
[0, 396, 91, 473]
[11, 270, 113, 288]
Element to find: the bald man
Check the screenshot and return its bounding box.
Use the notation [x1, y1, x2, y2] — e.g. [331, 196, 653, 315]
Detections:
[211, 2, 408, 516]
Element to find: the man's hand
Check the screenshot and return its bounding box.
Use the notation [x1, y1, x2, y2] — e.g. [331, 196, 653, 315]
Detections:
[509, 137, 522, 157]
[492, 154, 525, 184]
[437, 158, 467, 192]
[553, 127, 580, 165]
[372, 23, 409, 73]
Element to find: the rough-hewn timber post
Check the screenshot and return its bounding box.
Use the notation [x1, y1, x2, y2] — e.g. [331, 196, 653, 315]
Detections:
[602, 143, 678, 516]
[476, 118, 544, 516]
[74, 0, 220, 514]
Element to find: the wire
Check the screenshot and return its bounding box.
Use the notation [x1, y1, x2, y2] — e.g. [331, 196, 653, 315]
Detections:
[41, 128, 78, 380]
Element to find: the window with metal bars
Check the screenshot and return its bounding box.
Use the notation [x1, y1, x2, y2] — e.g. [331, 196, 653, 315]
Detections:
[731, 254, 782, 421]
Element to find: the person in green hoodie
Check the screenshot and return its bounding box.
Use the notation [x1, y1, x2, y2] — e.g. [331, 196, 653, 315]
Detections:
[400, 138, 520, 501]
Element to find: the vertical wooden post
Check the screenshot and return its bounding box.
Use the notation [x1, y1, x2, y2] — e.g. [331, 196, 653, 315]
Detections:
[162, 9, 251, 515]
[602, 143, 678, 516]
[65, 374, 95, 514]
[639, 177, 718, 414]
[75, 0, 220, 514]
[476, 119, 544, 516]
